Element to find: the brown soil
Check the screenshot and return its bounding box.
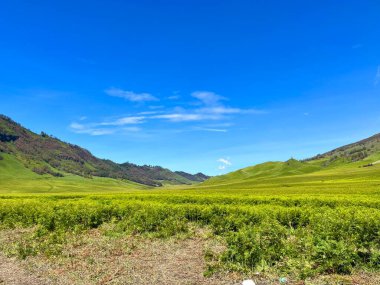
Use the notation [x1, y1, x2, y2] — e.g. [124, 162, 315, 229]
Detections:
[1, 228, 380, 285]
[0, 254, 47, 285]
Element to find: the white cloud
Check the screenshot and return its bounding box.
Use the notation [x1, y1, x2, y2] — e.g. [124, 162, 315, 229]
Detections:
[198, 106, 242, 115]
[217, 157, 232, 172]
[190, 91, 264, 118]
[138, 111, 162, 115]
[69, 122, 85, 130]
[375, 66, 380, 86]
[100, 116, 145, 126]
[69, 117, 144, 136]
[218, 158, 232, 165]
[152, 113, 204, 122]
[106, 88, 158, 102]
[87, 129, 115, 136]
[196, 128, 227, 133]
[191, 91, 225, 106]
[69, 123, 115, 136]
[70, 89, 266, 137]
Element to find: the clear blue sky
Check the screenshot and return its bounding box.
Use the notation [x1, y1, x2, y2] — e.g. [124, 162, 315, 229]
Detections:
[1, 0, 379, 175]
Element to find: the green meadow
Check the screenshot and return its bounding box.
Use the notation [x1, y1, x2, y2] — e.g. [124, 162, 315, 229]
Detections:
[0, 153, 148, 193]
[2, 151, 380, 282]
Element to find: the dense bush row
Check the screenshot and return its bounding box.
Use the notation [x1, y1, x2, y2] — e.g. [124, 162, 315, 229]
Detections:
[1, 194, 380, 278]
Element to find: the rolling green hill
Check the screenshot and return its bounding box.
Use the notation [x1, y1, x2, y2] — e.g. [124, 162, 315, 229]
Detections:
[2, 118, 380, 281]
[0, 115, 209, 187]
[200, 135, 380, 190]
[2, 113, 380, 195]
[0, 153, 149, 193]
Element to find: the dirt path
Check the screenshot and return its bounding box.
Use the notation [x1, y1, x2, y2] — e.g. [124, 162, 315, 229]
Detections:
[0, 228, 244, 285]
[0, 254, 47, 285]
[124, 237, 240, 285]
[37, 234, 243, 285]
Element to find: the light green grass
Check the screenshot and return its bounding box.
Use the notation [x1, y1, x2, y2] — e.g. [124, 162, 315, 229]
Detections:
[0, 153, 149, 193]
[3, 153, 380, 280]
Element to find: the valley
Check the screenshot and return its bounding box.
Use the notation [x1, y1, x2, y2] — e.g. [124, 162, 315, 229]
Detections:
[2, 116, 380, 284]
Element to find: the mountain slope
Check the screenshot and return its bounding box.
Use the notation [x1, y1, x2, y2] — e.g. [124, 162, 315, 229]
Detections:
[202, 134, 380, 188]
[0, 115, 209, 186]
[306, 133, 380, 165]
[0, 152, 148, 193]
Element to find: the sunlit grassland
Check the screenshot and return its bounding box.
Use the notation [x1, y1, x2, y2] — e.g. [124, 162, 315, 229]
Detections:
[2, 153, 380, 280]
[0, 153, 148, 193]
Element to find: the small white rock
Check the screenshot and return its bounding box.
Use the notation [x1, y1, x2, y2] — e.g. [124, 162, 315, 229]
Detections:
[242, 280, 256, 285]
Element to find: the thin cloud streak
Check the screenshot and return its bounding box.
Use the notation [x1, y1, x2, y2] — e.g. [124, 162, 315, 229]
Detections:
[69, 123, 116, 136]
[191, 91, 226, 106]
[198, 128, 227, 132]
[69, 90, 266, 136]
[100, 116, 145, 126]
[106, 87, 158, 102]
[152, 113, 204, 122]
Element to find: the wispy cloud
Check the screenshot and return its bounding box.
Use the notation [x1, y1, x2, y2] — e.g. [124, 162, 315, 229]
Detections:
[69, 123, 115, 136]
[152, 113, 204, 122]
[168, 91, 181, 100]
[197, 106, 263, 115]
[217, 157, 232, 171]
[70, 123, 85, 130]
[375, 65, 380, 86]
[149, 91, 263, 122]
[191, 91, 225, 106]
[106, 87, 158, 102]
[69, 116, 144, 136]
[196, 128, 227, 133]
[218, 158, 232, 165]
[138, 111, 162, 115]
[70, 90, 265, 136]
[100, 116, 145, 126]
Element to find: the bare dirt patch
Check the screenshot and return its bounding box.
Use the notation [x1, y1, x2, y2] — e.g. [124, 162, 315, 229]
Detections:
[1, 228, 380, 285]
[1, 228, 242, 285]
[0, 254, 47, 285]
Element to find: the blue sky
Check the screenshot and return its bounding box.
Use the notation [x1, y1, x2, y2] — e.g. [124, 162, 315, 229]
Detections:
[1, 0, 380, 175]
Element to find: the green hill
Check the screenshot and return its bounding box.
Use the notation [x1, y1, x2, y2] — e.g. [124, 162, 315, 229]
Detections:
[0, 115, 209, 187]
[306, 133, 380, 165]
[201, 135, 380, 189]
[2, 113, 380, 194]
[0, 152, 149, 193]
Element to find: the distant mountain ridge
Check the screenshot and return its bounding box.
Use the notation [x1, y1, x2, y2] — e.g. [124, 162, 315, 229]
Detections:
[201, 133, 380, 187]
[306, 133, 380, 164]
[0, 115, 209, 186]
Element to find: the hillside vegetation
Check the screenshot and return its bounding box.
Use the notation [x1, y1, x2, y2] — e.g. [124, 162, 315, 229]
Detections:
[2, 173, 380, 282]
[201, 135, 380, 189]
[2, 117, 380, 282]
[0, 115, 209, 187]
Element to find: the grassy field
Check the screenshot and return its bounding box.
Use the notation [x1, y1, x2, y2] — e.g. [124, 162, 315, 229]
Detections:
[0, 153, 149, 193]
[2, 153, 380, 284]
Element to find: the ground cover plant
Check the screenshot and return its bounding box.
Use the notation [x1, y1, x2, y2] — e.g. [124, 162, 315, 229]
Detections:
[2, 128, 380, 283]
[2, 166, 380, 284]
